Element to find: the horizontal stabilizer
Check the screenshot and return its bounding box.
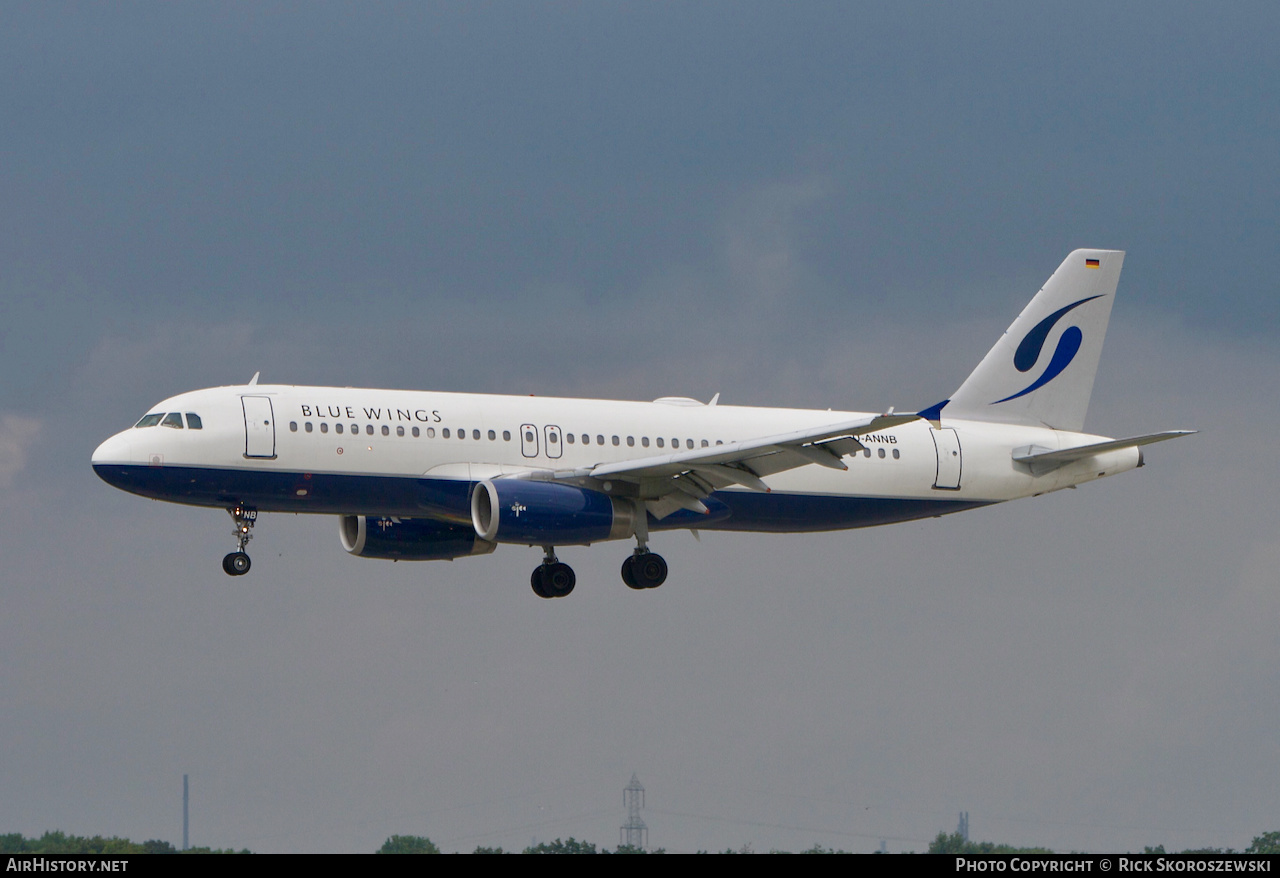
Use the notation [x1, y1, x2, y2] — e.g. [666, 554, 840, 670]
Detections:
[1013, 430, 1195, 475]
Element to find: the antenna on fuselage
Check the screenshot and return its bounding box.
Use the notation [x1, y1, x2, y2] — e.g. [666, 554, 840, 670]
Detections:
[247, 371, 260, 386]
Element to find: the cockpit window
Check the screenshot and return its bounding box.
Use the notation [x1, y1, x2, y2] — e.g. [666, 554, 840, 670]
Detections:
[185, 413, 203, 430]
[161, 412, 184, 429]
[134, 414, 164, 428]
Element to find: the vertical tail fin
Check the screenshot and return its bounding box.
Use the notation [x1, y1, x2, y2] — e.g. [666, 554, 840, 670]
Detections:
[938, 249, 1123, 432]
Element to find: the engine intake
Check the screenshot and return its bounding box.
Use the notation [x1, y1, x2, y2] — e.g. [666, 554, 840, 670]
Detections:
[471, 479, 635, 545]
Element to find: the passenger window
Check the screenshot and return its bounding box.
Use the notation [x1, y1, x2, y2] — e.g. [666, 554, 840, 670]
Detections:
[305, 422, 313, 433]
[412, 427, 420, 437]
[185, 413, 203, 430]
[321, 422, 329, 434]
[336, 424, 344, 434]
[581, 434, 589, 445]
[627, 436, 634, 447]
[488, 430, 496, 441]
[350, 423, 359, 434]
[892, 448, 900, 459]
[863, 448, 870, 457]
[473, 429, 481, 440]
[162, 412, 184, 429]
[596, 435, 604, 445]
[443, 428, 451, 438]
[525, 430, 534, 443]
[396, 426, 404, 437]
[878, 448, 886, 458]
[382, 425, 390, 436]
[566, 433, 575, 444]
[503, 430, 510, 441]
[641, 437, 649, 448]
[701, 440, 709, 447]
[671, 438, 678, 448]
[686, 439, 693, 449]
[459, 429, 466, 440]
[365, 425, 374, 435]
[612, 436, 620, 446]
[289, 422, 298, 432]
[716, 440, 723, 445]
[427, 428, 436, 438]
[657, 438, 664, 448]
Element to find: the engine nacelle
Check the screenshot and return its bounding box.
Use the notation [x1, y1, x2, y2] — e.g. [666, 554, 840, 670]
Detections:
[471, 479, 635, 545]
[340, 515, 497, 560]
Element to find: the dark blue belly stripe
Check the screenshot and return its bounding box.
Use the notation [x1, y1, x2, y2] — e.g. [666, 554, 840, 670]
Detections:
[92, 464, 988, 533]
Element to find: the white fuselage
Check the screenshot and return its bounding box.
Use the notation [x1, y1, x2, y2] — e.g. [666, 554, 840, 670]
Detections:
[91, 383, 1140, 534]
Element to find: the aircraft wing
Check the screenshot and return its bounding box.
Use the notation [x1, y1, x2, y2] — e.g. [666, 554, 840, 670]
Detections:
[552, 412, 918, 517]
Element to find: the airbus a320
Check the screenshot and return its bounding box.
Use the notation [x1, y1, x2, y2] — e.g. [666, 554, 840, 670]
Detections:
[92, 250, 1192, 598]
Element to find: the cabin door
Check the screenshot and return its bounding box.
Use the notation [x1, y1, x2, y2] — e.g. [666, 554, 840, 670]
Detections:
[242, 396, 277, 459]
[930, 427, 962, 490]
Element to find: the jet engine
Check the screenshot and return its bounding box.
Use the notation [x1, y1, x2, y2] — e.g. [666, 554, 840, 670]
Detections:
[471, 479, 635, 545]
[339, 515, 496, 560]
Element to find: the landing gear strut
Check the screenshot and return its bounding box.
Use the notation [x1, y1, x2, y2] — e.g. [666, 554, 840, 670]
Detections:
[531, 546, 575, 598]
[222, 505, 256, 576]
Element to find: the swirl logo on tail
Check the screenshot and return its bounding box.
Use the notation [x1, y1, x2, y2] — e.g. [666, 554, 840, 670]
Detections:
[992, 295, 1102, 404]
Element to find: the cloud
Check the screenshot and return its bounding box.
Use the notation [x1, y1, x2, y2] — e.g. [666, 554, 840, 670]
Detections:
[721, 177, 828, 304]
[0, 414, 42, 488]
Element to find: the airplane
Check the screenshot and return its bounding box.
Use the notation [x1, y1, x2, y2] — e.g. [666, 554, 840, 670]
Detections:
[91, 249, 1192, 598]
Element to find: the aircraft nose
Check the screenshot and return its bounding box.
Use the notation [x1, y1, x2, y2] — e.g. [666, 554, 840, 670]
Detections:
[91, 431, 132, 468]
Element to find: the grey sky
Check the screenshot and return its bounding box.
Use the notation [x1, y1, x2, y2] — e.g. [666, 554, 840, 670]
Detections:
[1, 2, 1277, 853]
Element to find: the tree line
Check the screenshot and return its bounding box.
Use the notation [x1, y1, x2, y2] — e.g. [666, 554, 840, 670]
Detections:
[927, 831, 1280, 856]
[5, 829, 1279, 854]
[0, 831, 248, 854]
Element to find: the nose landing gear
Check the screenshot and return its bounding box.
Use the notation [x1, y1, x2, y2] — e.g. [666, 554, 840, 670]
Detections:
[222, 551, 251, 575]
[222, 506, 257, 576]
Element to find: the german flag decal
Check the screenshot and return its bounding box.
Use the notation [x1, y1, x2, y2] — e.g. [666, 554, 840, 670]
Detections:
[1085, 258, 1100, 268]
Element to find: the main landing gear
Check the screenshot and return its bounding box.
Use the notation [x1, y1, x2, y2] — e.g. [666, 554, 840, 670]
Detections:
[531, 546, 576, 598]
[622, 512, 667, 590]
[621, 549, 668, 590]
[529, 546, 668, 599]
[222, 506, 257, 576]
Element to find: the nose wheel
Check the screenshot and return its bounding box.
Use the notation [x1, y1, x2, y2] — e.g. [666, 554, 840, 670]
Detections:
[531, 547, 575, 598]
[222, 552, 251, 575]
[222, 506, 257, 576]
